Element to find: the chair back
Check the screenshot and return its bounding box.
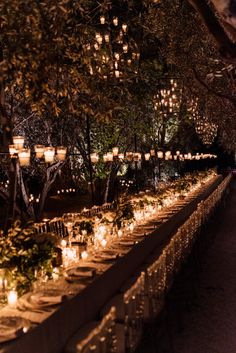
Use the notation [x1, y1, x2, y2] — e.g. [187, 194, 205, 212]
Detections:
[76, 307, 117, 353]
[123, 272, 145, 352]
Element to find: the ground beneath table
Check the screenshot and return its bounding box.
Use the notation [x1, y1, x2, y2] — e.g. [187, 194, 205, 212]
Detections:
[137, 179, 236, 353]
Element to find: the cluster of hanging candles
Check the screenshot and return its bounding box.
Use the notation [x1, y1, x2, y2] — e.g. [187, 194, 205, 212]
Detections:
[83, 13, 140, 80]
[154, 79, 180, 117]
[8, 136, 67, 166]
[90, 147, 216, 164]
[188, 98, 218, 145]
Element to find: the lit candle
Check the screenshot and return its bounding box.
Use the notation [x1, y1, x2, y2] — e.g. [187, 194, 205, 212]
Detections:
[18, 149, 31, 166]
[112, 147, 119, 157]
[90, 153, 99, 163]
[81, 251, 88, 261]
[129, 223, 134, 232]
[165, 151, 171, 159]
[52, 268, 59, 281]
[126, 152, 133, 161]
[35, 145, 45, 158]
[62, 247, 77, 267]
[103, 154, 108, 163]
[7, 290, 18, 307]
[81, 230, 87, 237]
[106, 152, 113, 162]
[113, 16, 118, 26]
[104, 34, 110, 43]
[123, 44, 128, 53]
[57, 146, 67, 161]
[133, 152, 141, 161]
[9, 144, 18, 156]
[100, 15, 105, 24]
[44, 147, 55, 163]
[13, 136, 24, 150]
[122, 23, 127, 32]
[101, 239, 107, 248]
[61, 239, 67, 248]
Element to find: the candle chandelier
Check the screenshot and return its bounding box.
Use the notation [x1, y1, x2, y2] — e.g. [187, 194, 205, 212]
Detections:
[8, 136, 67, 166]
[82, 4, 140, 81]
[195, 118, 218, 145]
[188, 98, 218, 145]
[90, 147, 216, 164]
[154, 79, 181, 117]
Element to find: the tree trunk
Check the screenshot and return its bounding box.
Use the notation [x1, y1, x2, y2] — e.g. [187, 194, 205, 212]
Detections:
[104, 174, 111, 204]
[37, 161, 64, 220]
[0, 46, 18, 231]
[16, 162, 35, 219]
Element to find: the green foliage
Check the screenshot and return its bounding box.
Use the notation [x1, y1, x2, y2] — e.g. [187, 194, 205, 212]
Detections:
[76, 220, 94, 235]
[113, 200, 134, 229]
[0, 221, 57, 295]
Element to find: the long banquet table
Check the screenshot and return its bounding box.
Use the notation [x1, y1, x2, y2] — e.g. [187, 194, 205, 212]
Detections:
[0, 174, 226, 353]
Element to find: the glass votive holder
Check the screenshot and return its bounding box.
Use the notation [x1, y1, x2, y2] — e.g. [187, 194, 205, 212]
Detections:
[62, 246, 77, 268]
[61, 239, 67, 249]
[81, 251, 88, 261]
[81, 230, 87, 237]
[101, 239, 107, 248]
[7, 290, 18, 307]
[52, 267, 60, 281]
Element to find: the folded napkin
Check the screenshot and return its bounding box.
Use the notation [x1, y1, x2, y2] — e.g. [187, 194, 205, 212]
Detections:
[98, 252, 117, 259]
[92, 253, 117, 263]
[0, 325, 16, 339]
[118, 240, 134, 246]
[30, 292, 63, 305]
[67, 267, 95, 278]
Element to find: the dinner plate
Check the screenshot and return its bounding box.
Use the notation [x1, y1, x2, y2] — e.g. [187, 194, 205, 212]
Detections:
[19, 288, 65, 309]
[0, 316, 31, 343]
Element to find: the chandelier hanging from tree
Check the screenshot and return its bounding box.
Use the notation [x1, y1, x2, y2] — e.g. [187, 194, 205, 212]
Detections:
[82, 2, 140, 81]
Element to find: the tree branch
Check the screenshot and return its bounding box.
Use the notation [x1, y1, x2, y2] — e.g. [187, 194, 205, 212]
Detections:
[13, 113, 35, 131]
[192, 67, 236, 105]
[187, 0, 236, 60]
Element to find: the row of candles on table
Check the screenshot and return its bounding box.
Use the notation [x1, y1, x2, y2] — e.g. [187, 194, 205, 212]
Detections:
[59, 198, 178, 267]
[60, 172, 216, 267]
[8, 136, 67, 166]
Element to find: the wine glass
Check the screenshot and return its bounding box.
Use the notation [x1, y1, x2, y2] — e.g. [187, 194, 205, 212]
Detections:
[62, 213, 75, 246]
